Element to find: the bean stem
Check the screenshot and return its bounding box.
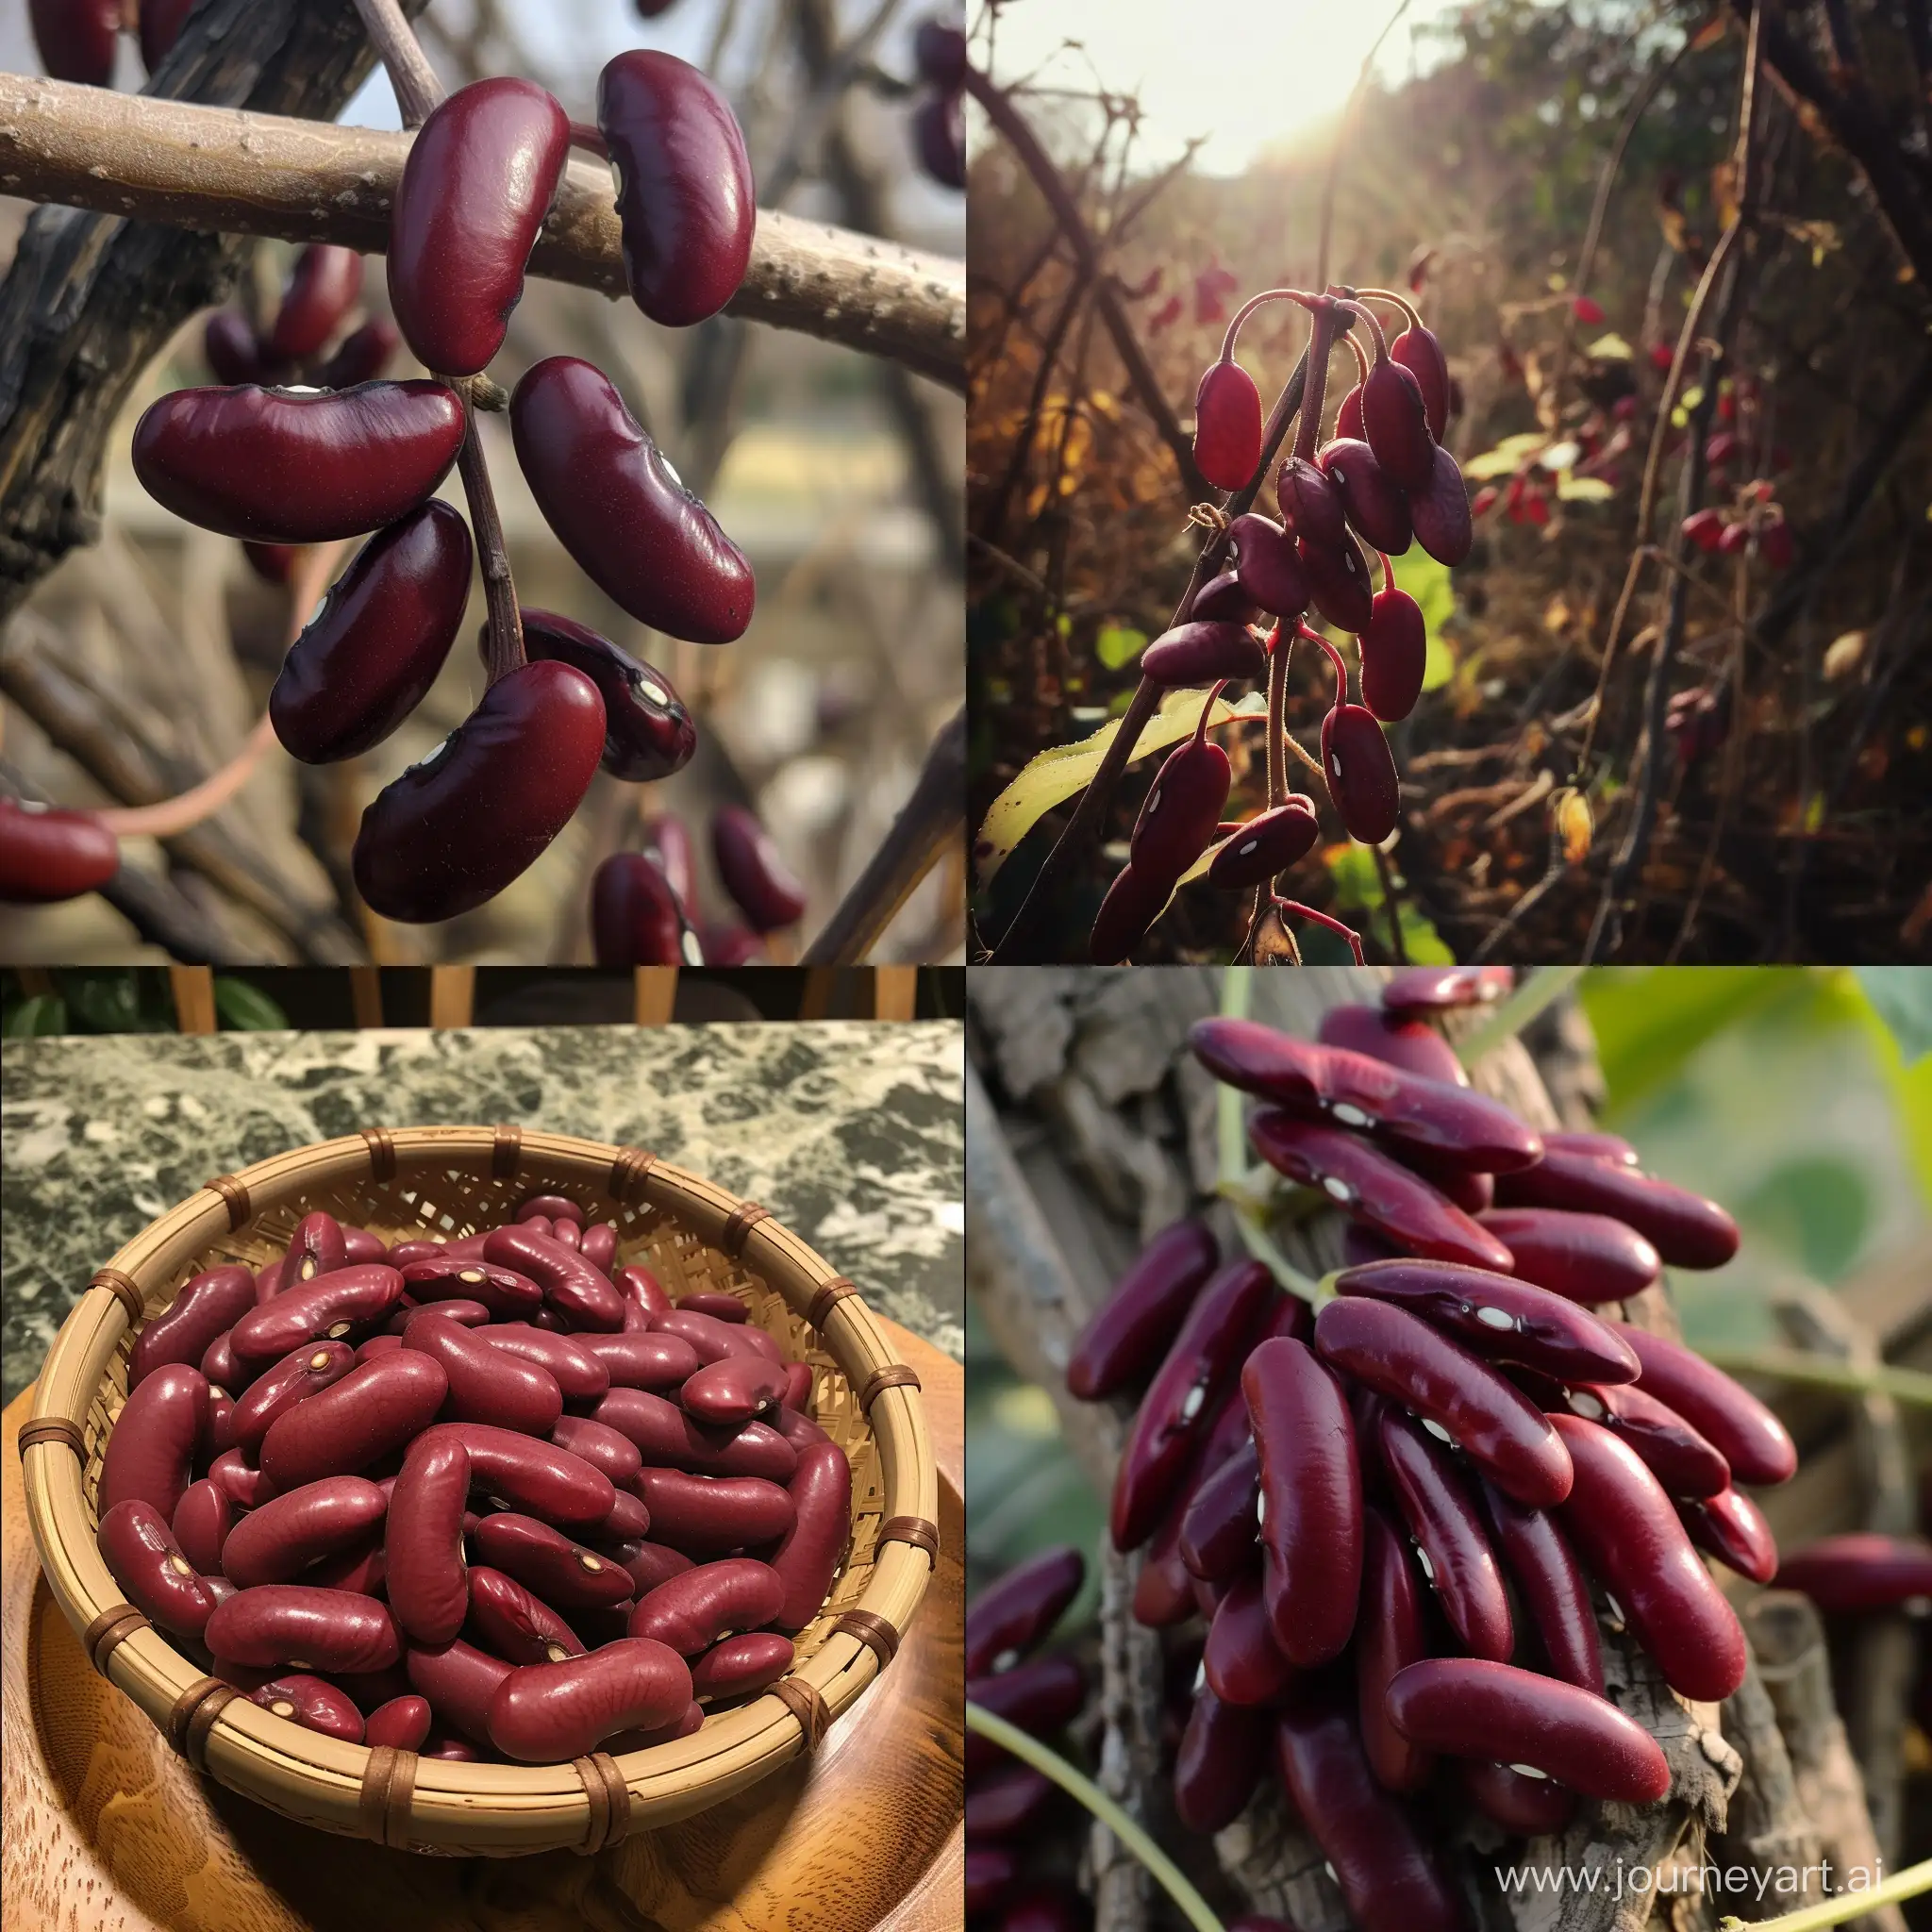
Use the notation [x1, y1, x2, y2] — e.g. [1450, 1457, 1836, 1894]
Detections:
[1452, 964, 1588, 1067]
[1694, 1348, 1932, 1411]
[1718, 1859, 1932, 1932]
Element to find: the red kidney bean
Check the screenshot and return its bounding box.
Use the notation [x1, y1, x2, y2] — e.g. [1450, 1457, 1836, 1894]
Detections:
[29, 0, 120, 85]
[1391, 1144, 1495, 1218]
[574, 1331, 702, 1390]
[1315, 1296, 1572, 1507]
[1201, 1571, 1294, 1707]
[207, 1585, 400, 1673]
[385, 1240, 449, 1268]
[1273, 1688, 1469, 1932]
[487, 1638, 691, 1761]
[203, 1386, 238, 1462]
[308, 1529, 386, 1596]
[548, 1216, 582, 1253]
[388, 77, 569, 375]
[964, 1763, 1057, 1840]
[97, 1498, 219, 1641]
[1493, 1150, 1740, 1269]
[580, 1224, 618, 1274]
[1111, 1259, 1274, 1551]
[335, 1661, 412, 1711]
[406, 1637, 514, 1743]
[1244, 1337, 1360, 1666]
[473, 1512, 638, 1610]
[130, 1265, 256, 1389]
[172, 1478, 233, 1575]
[1612, 1324, 1796, 1485]
[1320, 438, 1413, 558]
[608, 1699, 706, 1752]
[224, 1476, 388, 1589]
[1321, 699, 1400, 841]
[230, 1264, 406, 1365]
[467, 1563, 587, 1665]
[1538, 1374, 1731, 1499]
[270, 503, 473, 764]
[1545, 1130, 1641, 1167]
[1250, 1113, 1515, 1274]
[342, 1228, 389, 1265]
[364, 1694, 433, 1751]
[510, 357, 753, 643]
[598, 50, 754, 327]
[600, 1538, 694, 1599]
[1475, 1479, 1603, 1695]
[102, 1363, 210, 1519]
[1461, 1757, 1579, 1835]
[1317, 1003, 1468, 1087]
[1140, 620, 1268, 691]
[1378, 1409, 1514, 1662]
[1357, 1505, 1434, 1793]
[1550, 1413, 1747, 1701]
[1335, 1257, 1641, 1386]
[676, 1291, 749, 1324]
[780, 1363, 812, 1412]
[1380, 966, 1513, 1014]
[1132, 1510, 1198, 1629]
[208, 1447, 279, 1509]
[1191, 1019, 1541, 1173]
[1476, 1207, 1662, 1306]
[200, 1329, 248, 1392]
[1678, 1488, 1779, 1584]
[0, 797, 120, 903]
[1179, 1440, 1258, 1583]
[1388, 1656, 1670, 1803]
[965, 1545, 1084, 1676]
[422, 1730, 484, 1760]
[631, 1467, 795, 1557]
[774, 1406, 828, 1451]
[712, 807, 808, 932]
[248, 1673, 365, 1742]
[1066, 1221, 1221, 1400]
[401, 1298, 491, 1330]
[517, 1195, 583, 1224]
[768, 1439, 852, 1630]
[617, 1266, 669, 1329]
[549, 1416, 642, 1486]
[651, 1306, 768, 1368]
[680, 1355, 790, 1427]
[282, 1211, 351, 1290]
[358, 1335, 406, 1362]
[691, 1630, 793, 1700]
[966, 1846, 1019, 1917]
[383, 1432, 472, 1644]
[591, 1387, 796, 1482]
[964, 1656, 1087, 1778]
[1776, 1534, 1932, 1612]
[602, 1491, 652, 1541]
[477, 1324, 608, 1401]
[424, 1423, 615, 1529]
[132, 381, 465, 542]
[401, 1313, 562, 1436]
[1174, 1682, 1268, 1832]
[259, 1352, 449, 1489]
[266, 244, 363, 360]
[591, 849, 701, 967]
[483, 1225, 626, 1331]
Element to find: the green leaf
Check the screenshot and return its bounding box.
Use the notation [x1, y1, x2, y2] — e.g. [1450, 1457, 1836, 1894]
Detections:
[1094, 624, 1149, 671]
[1853, 968, 1932, 1064]
[1584, 332, 1632, 359]
[1556, 475, 1615, 502]
[5, 994, 67, 1038]
[974, 689, 1267, 889]
[1324, 844, 1454, 962]
[1579, 968, 1797, 1114]
[214, 977, 289, 1031]
[1462, 431, 1548, 481]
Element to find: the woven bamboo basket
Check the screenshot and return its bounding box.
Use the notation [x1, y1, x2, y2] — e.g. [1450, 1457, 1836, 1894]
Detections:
[19, 1124, 939, 1857]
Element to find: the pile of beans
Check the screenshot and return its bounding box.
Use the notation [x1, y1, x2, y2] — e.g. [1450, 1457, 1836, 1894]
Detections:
[93, 1194, 851, 1765]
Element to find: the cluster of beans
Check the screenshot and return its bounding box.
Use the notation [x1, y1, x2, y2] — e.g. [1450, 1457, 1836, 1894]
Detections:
[1012, 965, 1824, 1931]
[93, 1194, 850, 1765]
[1093, 291, 1474, 964]
[910, 19, 968, 191]
[125, 55, 755, 924]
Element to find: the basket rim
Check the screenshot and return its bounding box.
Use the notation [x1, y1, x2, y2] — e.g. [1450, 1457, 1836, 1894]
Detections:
[20, 1124, 939, 1854]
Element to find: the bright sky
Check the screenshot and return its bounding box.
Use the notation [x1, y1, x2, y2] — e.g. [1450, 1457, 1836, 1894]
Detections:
[985, 0, 1464, 175]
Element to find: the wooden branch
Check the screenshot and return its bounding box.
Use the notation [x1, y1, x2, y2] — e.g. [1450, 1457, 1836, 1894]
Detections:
[0, 75, 967, 393]
[1090, 1542, 1160, 1932]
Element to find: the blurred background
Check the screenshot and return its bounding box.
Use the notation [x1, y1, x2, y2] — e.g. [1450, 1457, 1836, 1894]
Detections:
[1, 0, 966, 965]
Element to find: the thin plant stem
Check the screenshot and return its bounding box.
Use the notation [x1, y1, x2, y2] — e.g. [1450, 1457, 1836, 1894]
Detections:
[1694, 1348, 1932, 1411]
[1453, 963, 1587, 1066]
[1722, 1859, 1932, 1932]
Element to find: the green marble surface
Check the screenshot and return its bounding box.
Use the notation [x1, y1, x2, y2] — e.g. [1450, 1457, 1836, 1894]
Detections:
[0, 1022, 964, 1404]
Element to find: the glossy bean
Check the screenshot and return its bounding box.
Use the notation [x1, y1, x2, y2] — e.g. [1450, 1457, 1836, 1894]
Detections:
[1067, 1220, 1221, 1400]
[466, 1563, 587, 1665]
[608, 1700, 705, 1751]
[1387, 1657, 1670, 1803]
[403, 1312, 562, 1436]
[406, 1637, 514, 1744]
[1678, 1488, 1779, 1584]
[421, 1730, 484, 1760]
[1202, 1571, 1295, 1707]
[1549, 1413, 1747, 1701]
[580, 1224, 618, 1274]
[385, 1240, 450, 1268]
[259, 1352, 448, 1489]
[471, 1511, 637, 1609]
[680, 1354, 790, 1426]
[780, 1362, 812, 1411]
[1272, 1689, 1469, 1932]
[1321, 700, 1400, 841]
[1243, 1336, 1360, 1665]
[102, 1363, 210, 1519]
[335, 1662, 413, 1712]
[553, 1220, 585, 1250]
[1174, 1683, 1268, 1833]
[511, 357, 752, 642]
[97, 1498, 219, 1641]
[223, 1476, 388, 1589]
[1542, 1376, 1732, 1500]
[1316, 1003, 1468, 1086]
[200, 1329, 250, 1394]
[1476, 1207, 1662, 1305]
[248, 1673, 365, 1742]
[963, 1656, 1087, 1778]
[353, 661, 607, 923]
[1179, 1440, 1258, 1583]
[1357, 1505, 1434, 1792]
[1139, 620, 1267, 688]
[593, 856, 697, 968]
[364, 1694, 433, 1750]
[266, 244, 363, 360]
[765, 1440, 851, 1629]
[1545, 1130, 1640, 1167]
[388, 77, 569, 375]
[677, 1291, 749, 1323]
[519, 608, 695, 783]
[1461, 1757, 1580, 1835]
[712, 806, 808, 932]
[1378, 1409, 1514, 1661]
[477, 1324, 608, 1401]
[1392, 1144, 1495, 1218]
[382, 1432, 472, 1644]
[691, 1630, 793, 1700]
[341, 1228, 389, 1265]
[208, 1447, 279, 1509]
[281, 1211, 351, 1290]
[617, 1264, 672, 1324]
[424, 1423, 615, 1528]
[401, 1299, 491, 1331]
[1249, 1112, 1514, 1273]
[0, 798, 120, 903]
[358, 1335, 405, 1362]
[1612, 1324, 1797, 1485]
[965, 1545, 1085, 1676]
[487, 1638, 691, 1761]
[516, 1194, 582, 1224]
[1191, 1018, 1541, 1172]
[1315, 1296, 1572, 1506]
[774, 1406, 828, 1451]
[1492, 1150, 1740, 1269]
[483, 1224, 626, 1330]
[632, 1466, 797, 1555]
[1475, 1479, 1603, 1694]
[1775, 1534, 1932, 1613]
[653, 1306, 773, 1367]
[964, 1762, 1057, 1840]
[592, 1387, 797, 1481]
[230, 1264, 406, 1364]
[1334, 1257, 1640, 1386]
[1131, 1508, 1197, 1629]
[600, 1538, 694, 1599]
[549, 1416, 642, 1485]
[207, 1584, 400, 1673]
[625, 1557, 783, 1654]
[130, 1266, 256, 1389]
[600, 1491, 649, 1542]
[966, 1847, 1019, 1916]
[308, 1529, 386, 1596]
[230, 1341, 358, 1457]
[575, 1331, 702, 1390]
[1380, 967, 1514, 1015]
[132, 382, 465, 542]
[1110, 1259, 1274, 1551]
[172, 1478, 233, 1575]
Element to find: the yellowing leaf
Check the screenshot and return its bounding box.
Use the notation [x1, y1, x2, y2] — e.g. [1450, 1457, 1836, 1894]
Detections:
[1824, 630, 1867, 680]
[1585, 332, 1632, 360]
[1463, 432, 1548, 480]
[974, 689, 1269, 889]
[1557, 475, 1615, 502]
[1539, 441, 1582, 472]
[1095, 623, 1149, 670]
[1553, 788, 1593, 865]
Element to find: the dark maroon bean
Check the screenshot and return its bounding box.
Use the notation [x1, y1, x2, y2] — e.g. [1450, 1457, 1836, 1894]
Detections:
[966, 1846, 1019, 1918]
[1544, 1130, 1640, 1166]
[132, 382, 464, 542]
[229, 1265, 405, 1364]
[616, 1264, 672, 1326]
[548, 1416, 641, 1486]
[483, 1224, 627, 1331]
[489, 1639, 692, 1760]
[405, 1313, 563, 1435]
[1320, 699, 1399, 841]
[316, 318, 401, 390]
[400, 1258, 543, 1322]
[690, 1630, 793, 1699]
[651, 1305, 773, 1365]
[964, 1655, 1087, 1778]
[1391, 325, 1450, 438]
[1316, 1003, 1467, 1086]
[1678, 1487, 1779, 1584]
[681, 1354, 790, 1427]
[767, 1439, 851, 1630]
[130, 1265, 256, 1389]
[258, 1351, 448, 1489]
[1475, 1479, 1603, 1695]
[1205, 798, 1321, 890]
[1408, 444, 1473, 567]
[515, 608, 695, 782]
[1132, 1512, 1197, 1630]
[424, 1422, 615, 1528]
[406, 1636, 514, 1744]
[602, 1538, 694, 1599]
[203, 309, 265, 386]
[0, 798, 120, 903]
[1319, 438, 1412, 557]
[1201, 1571, 1294, 1707]
[268, 246, 364, 362]
[965, 1545, 1084, 1676]
[598, 50, 755, 327]
[1378, 1408, 1513, 1661]
[1178, 1440, 1258, 1583]
[1380, 966, 1513, 1013]
[466, 1564, 587, 1665]
[1461, 1757, 1579, 1836]
[208, 1447, 279, 1509]
[224, 1476, 389, 1588]
[102, 1363, 209, 1519]
[280, 1211, 351, 1290]
[270, 503, 471, 763]
[1225, 512, 1309, 618]
[172, 1478, 233, 1576]
[712, 806, 808, 931]
[581, 1224, 618, 1274]
[511, 357, 753, 642]
[1139, 619, 1267, 688]
[1300, 533, 1376, 634]
[364, 1694, 433, 1750]
[1360, 356, 1434, 491]
[1612, 1324, 1795, 1484]
[578, 1331, 702, 1390]
[476, 1325, 609, 1402]
[352, 660, 606, 924]
[1775, 1534, 1932, 1612]
[1191, 569, 1258, 625]
[1357, 1505, 1433, 1792]
[31, 0, 119, 86]
[97, 1498, 219, 1641]
[1088, 862, 1167, 964]
[207, 1585, 400, 1674]
[592, 1387, 796, 1481]
[202, 1386, 237, 1461]
[1536, 1375, 1731, 1499]
[1174, 1683, 1268, 1832]
[635, 1467, 795, 1554]
[965, 1762, 1056, 1840]
[1129, 729, 1229, 885]
[626, 1557, 784, 1654]
[1478, 1206, 1663, 1305]
[1357, 585, 1429, 723]
[1493, 1150, 1740, 1270]
[249, 1673, 366, 1743]
[1275, 454, 1346, 547]
[308, 1529, 386, 1596]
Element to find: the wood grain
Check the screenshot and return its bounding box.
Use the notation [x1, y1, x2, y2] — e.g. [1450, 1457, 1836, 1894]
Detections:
[3, 1322, 964, 1932]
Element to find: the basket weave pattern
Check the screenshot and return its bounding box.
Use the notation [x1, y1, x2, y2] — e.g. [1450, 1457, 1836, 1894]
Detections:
[21, 1126, 937, 1857]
